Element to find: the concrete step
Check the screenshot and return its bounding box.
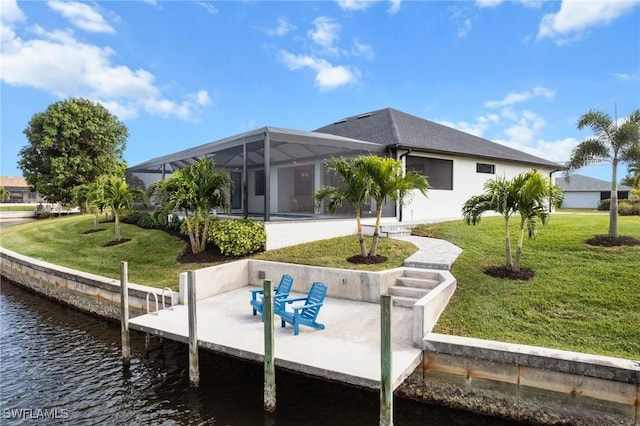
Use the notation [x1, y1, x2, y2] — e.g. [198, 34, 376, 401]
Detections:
[391, 296, 417, 308]
[403, 269, 441, 280]
[388, 285, 431, 299]
[396, 276, 440, 290]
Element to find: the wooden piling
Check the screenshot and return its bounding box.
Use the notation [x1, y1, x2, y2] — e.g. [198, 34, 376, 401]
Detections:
[187, 270, 199, 387]
[120, 261, 131, 368]
[380, 295, 393, 426]
[263, 279, 276, 412]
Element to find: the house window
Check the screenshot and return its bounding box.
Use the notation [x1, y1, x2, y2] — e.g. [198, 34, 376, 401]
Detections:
[406, 156, 453, 190]
[476, 163, 495, 174]
[255, 169, 265, 196]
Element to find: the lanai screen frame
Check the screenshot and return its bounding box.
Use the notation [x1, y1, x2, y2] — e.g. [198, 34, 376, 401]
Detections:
[127, 126, 387, 221]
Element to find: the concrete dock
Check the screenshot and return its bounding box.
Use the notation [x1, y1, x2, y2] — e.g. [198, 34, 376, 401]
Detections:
[129, 285, 422, 390]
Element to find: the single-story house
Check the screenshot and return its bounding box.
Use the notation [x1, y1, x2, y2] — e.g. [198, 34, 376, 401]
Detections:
[555, 174, 631, 209]
[127, 107, 562, 225]
[0, 176, 39, 203]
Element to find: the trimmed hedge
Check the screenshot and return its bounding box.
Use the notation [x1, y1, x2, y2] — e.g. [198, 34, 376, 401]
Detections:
[208, 218, 266, 256]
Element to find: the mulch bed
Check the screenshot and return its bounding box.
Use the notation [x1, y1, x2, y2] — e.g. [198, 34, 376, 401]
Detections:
[346, 255, 388, 265]
[484, 266, 535, 281]
[102, 238, 131, 247]
[177, 244, 240, 264]
[585, 235, 640, 247]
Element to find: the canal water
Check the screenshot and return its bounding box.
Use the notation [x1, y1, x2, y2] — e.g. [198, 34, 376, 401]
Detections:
[0, 281, 525, 425]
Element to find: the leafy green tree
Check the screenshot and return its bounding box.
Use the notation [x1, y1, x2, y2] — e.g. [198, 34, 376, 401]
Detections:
[18, 98, 128, 204]
[103, 175, 145, 241]
[359, 156, 428, 257]
[566, 109, 640, 238]
[0, 186, 10, 202]
[148, 157, 230, 254]
[315, 157, 373, 258]
[462, 175, 518, 270]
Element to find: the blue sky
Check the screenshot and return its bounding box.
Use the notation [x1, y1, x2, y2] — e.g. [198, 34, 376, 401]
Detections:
[1, 0, 639, 182]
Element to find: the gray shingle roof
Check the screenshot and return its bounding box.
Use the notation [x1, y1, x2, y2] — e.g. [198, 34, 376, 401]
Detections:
[555, 174, 632, 191]
[314, 108, 562, 169]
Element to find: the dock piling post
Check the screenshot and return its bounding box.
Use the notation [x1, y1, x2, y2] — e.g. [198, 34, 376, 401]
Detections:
[263, 279, 276, 412]
[380, 295, 393, 426]
[187, 270, 199, 387]
[120, 261, 131, 368]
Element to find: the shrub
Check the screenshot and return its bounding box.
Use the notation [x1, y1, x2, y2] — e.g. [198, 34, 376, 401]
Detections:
[618, 200, 640, 216]
[597, 199, 610, 211]
[208, 218, 266, 256]
[597, 199, 639, 215]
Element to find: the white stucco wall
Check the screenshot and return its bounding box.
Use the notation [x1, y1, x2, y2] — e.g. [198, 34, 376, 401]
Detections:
[402, 154, 558, 221]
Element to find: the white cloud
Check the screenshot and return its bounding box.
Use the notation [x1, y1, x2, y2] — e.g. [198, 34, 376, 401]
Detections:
[538, 0, 640, 44]
[438, 114, 499, 137]
[336, 0, 401, 14]
[266, 17, 295, 37]
[308, 16, 341, 55]
[196, 2, 219, 15]
[335, 0, 375, 11]
[280, 51, 359, 91]
[1, 0, 26, 25]
[388, 0, 402, 15]
[48, 1, 115, 34]
[475, 0, 503, 8]
[1, 18, 210, 121]
[611, 71, 640, 82]
[457, 19, 472, 38]
[352, 38, 375, 60]
[485, 86, 556, 108]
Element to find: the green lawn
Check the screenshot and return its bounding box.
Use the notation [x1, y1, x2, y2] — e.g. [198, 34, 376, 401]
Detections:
[412, 214, 640, 359]
[1, 213, 638, 359]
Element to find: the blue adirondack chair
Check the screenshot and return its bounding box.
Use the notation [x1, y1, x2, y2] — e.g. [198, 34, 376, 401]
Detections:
[250, 274, 294, 320]
[277, 281, 327, 335]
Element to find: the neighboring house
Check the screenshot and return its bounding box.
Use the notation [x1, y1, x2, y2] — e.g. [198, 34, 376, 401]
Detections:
[555, 174, 631, 209]
[0, 176, 39, 203]
[127, 108, 562, 222]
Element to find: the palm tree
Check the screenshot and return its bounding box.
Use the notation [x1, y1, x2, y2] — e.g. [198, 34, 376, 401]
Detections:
[462, 175, 518, 270]
[566, 109, 640, 238]
[359, 156, 428, 257]
[511, 171, 563, 271]
[103, 175, 144, 241]
[463, 171, 563, 272]
[315, 157, 373, 258]
[148, 157, 230, 254]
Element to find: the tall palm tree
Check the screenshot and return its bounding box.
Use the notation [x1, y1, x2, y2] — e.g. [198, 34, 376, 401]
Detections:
[462, 175, 517, 270]
[148, 157, 230, 254]
[359, 156, 428, 257]
[566, 109, 640, 238]
[315, 157, 372, 257]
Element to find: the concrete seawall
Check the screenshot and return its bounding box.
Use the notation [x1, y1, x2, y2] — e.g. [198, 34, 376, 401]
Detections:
[0, 247, 177, 320]
[1, 247, 637, 425]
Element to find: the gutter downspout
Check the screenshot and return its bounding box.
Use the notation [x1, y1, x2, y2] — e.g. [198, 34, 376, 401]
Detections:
[397, 147, 412, 222]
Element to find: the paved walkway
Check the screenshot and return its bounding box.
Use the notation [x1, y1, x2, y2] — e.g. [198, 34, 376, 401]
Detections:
[393, 235, 463, 270]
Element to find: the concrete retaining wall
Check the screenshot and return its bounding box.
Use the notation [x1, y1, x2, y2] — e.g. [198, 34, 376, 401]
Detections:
[396, 333, 640, 425]
[0, 247, 178, 320]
